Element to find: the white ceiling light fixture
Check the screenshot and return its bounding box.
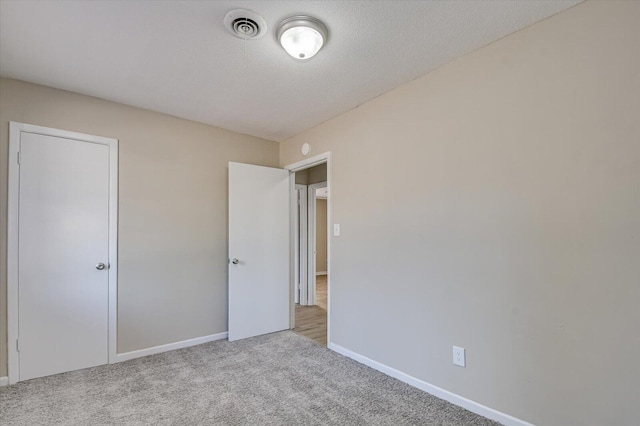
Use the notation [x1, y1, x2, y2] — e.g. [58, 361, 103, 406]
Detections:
[277, 15, 328, 60]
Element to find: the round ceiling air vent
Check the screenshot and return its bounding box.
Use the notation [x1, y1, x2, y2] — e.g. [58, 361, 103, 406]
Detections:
[224, 9, 267, 40]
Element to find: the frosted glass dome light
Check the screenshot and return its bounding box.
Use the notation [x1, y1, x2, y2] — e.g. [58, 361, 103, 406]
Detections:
[277, 16, 328, 60]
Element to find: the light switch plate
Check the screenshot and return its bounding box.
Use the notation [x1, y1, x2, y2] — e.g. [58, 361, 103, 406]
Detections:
[333, 224, 340, 236]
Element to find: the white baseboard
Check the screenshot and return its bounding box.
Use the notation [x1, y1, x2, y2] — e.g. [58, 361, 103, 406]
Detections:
[0, 376, 8, 386]
[316, 271, 327, 276]
[115, 332, 228, 363]
[328, 342, 534, 426]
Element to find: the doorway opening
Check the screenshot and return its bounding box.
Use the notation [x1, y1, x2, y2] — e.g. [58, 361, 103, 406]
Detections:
[287, 157, 330, 346]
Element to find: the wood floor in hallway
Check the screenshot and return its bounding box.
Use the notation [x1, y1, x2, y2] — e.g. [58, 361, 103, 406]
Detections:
[294, 275, 327, 346]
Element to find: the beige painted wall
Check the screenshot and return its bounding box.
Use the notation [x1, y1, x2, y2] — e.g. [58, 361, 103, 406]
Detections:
[315, 198, 327, 274]
[280, 2, 640, 425]
[294, 162, 326, 185]
[294, 168, 309, 185]
[0, 78, 279, 376]
[308, 163, 327, 185]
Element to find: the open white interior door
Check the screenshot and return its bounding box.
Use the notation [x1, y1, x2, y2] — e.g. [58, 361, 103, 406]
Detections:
[228, 162, 290, 341]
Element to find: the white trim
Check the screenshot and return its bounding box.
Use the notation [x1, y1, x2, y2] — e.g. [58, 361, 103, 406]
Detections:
[284, 153, 329, 172]
[284, 152, 331, 345]
[294, 184, 308, 306]
[7, 123, 20, 385]
[328, 343, 534, 426]
[107, 131, 119, 365]
[289, 173, 296, 327]
[115, 332, 228, 363]
[0, 377, 8, 387]
[316, 271, 327, 276]
[7, 122, 119, 385]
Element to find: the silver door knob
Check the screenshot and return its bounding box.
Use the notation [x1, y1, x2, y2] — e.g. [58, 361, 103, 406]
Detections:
[96, 263, 106, 270]
[231, 258, 240, 265]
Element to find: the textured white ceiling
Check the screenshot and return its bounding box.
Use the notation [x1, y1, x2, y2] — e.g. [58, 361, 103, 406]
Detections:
[0, 0, 581, 142]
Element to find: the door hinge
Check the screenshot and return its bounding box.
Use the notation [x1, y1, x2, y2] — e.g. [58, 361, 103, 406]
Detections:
[16, 339, 20, 352]
[17, 151, 22, 165]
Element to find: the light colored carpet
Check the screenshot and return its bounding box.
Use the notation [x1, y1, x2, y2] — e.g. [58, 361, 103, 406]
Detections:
[0, 331, 499, 425]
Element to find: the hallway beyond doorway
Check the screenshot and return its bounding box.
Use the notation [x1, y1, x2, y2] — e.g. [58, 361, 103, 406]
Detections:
[294, 275, 327, 345]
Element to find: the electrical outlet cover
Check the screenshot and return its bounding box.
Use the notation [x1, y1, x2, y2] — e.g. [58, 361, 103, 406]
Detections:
[453, 346, 466, 367]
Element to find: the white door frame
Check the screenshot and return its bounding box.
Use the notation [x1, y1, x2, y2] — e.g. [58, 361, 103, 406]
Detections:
[307, 181, 327, 307]
[284, 152, 331, 342]
[294, 184, 308, 305]
[7, 122, 119, 385]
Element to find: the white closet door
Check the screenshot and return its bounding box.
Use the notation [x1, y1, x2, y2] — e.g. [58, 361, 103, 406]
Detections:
[18, 132, 110, 381]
